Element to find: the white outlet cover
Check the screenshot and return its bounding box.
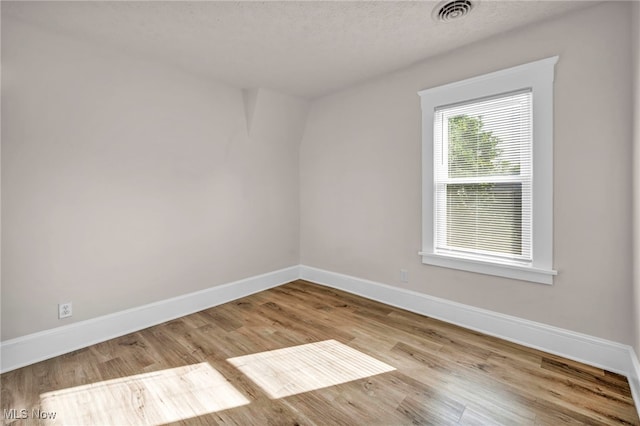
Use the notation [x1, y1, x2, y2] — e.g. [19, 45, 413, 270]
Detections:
[58, 302, 72, 319]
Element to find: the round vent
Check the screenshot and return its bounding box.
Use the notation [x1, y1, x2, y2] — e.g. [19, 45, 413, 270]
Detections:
[433, 0, 475, 22]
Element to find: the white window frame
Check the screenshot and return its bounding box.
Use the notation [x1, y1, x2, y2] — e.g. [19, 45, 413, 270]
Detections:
[418, 57, 558, 285]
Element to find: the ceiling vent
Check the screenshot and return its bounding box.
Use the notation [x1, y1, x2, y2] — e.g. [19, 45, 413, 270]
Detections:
[433, 0, 475, 22]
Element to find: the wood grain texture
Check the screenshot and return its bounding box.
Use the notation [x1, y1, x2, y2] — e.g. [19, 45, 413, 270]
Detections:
[1, 280, 638, 425]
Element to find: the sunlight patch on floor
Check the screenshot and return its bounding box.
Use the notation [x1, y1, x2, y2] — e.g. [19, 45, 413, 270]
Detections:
[40, 362, 248, 425]
[227, 339, 396, 398]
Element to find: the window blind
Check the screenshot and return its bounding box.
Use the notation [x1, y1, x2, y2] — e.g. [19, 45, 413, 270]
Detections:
[433, 90, 533, 263]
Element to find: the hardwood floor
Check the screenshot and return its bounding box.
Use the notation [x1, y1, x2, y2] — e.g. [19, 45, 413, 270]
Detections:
[2, 280, 638, 425]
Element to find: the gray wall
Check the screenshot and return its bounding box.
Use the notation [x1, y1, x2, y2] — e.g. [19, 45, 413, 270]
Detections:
[633, 1, 640, 357]
[300, 2, 634, 344]
[1, 19, 307, 340]
[2, 2, 637, 349]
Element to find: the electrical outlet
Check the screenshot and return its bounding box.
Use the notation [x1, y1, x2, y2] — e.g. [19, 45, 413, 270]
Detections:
[400, 269, 409, 283]
[58, 302, 72, 319]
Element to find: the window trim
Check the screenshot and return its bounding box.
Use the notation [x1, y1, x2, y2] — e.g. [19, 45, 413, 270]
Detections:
[418, 57, 558, 285]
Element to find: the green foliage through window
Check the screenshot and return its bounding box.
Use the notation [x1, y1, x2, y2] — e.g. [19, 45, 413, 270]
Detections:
[448, 115, 519, 178]
[445, 115, 522, 256]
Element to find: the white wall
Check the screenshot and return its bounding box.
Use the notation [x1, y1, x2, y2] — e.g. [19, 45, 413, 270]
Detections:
[633, 1, 640, 357]
[3, 1, 637, 352]
[1, 18, 308, 340]
[300, 2, 634, 344]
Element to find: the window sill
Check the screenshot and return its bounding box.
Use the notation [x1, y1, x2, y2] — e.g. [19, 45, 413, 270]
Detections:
[418, 251, 557, 285]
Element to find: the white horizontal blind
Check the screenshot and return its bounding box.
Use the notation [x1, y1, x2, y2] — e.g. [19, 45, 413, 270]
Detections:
[434, 90, 533, 263]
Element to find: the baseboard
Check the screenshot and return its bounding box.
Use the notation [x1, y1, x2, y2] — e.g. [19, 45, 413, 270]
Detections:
[299, 265, 636, 378]
[630, 348, 640, 416]
[0, 266, 299, 373]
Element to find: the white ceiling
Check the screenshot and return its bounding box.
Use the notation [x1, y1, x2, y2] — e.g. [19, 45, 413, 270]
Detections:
[3, 1, 599, 98]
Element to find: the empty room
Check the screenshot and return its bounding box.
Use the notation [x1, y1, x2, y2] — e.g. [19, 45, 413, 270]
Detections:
[2, 0, 640, 424]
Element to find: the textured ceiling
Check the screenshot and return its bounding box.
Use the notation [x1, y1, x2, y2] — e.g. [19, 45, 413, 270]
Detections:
[2, 1, 598, 98]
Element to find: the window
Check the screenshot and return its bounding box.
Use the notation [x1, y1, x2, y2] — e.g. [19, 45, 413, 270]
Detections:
[418, 57, 558, 284]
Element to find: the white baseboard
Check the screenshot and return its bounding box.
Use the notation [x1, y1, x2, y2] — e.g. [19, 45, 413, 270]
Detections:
[630, 348, 640, 416]
[0, 266, 299, 373]
[299, 265, 637, 378]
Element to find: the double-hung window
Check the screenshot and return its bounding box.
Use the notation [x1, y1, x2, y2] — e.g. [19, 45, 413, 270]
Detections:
[418, 57, 558, 284]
